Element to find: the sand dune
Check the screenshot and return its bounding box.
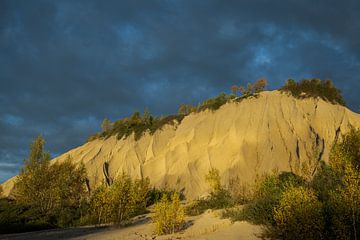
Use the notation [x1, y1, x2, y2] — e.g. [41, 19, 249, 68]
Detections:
[2, 90, 360, 199]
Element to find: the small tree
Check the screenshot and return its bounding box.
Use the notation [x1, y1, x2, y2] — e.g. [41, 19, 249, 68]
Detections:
[205, 168, 221, 192]
[89, 184, 112, 224]
[110, 173, 134, 224]
[130, 112, 142, 124]
[15, 135, 51, 215]
[253, 79, 267, 93]
[101, 118, 112, 132]
[143, 108, 153, 126]
[153, 192, 185, 235]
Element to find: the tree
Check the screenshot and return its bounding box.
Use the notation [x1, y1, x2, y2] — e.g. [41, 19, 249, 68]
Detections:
[89, 184, 112, 224]
[143, 108, 153, 126]
[253, 79, 267, 93]
[0, 185, 3, 198]
[14, 136, 88, 226]
[101, 118, 112, 132]
[231, 85, 239, 95]
[50, 158, 88, 226]
[15, 135, 51, 214]
[130, 112, 142, 124]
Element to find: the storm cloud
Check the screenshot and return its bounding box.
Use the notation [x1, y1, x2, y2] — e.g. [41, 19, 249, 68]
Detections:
[1, 0, 360, 183]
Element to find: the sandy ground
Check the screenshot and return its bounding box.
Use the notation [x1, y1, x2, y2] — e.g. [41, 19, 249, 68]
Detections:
[0, 210, 264, 240]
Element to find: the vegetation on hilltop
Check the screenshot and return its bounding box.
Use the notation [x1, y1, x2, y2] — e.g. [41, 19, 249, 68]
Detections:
[87, 79, 268, 142]
[280, 78, 346, 106]
[87, 78, 345, 143]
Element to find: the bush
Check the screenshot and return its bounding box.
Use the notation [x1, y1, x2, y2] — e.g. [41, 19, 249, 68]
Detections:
[146, 187, 184, 206]
[186, 168, 233, 216]
[89, 174, 150, 225]
[227, 176, 253, 204]
[226, 171, 304, 225]
[280, 78, 345, 106]
[197, 93, 233, 112]
[273, 186, 324, 240]
[152, 192, 185, 235]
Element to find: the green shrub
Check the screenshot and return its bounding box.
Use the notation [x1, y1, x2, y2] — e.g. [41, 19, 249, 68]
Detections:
[280, 78, 345, 106]
[273, 186, 324, 240]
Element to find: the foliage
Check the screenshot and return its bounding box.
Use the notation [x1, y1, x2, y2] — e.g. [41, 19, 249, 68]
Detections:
[330, 128, 360, 174]
[186, 168, 233, 216]
[280, 78, 346, 106]
[88, 184, 112, 224]
[14, 135, 51, 214]
[0, 198, 52, 234]
[328, 165, 360, 239]
[88, 110, 185, 142]
[224, 129, 360, 239]
[225, 171, 304, 225]
[273, 186, 324, 239]
[178, 104, 197, 115]
[197, 93, 234, 112]
[205, 168, 222, 191]
[12, 136, 88, 229]
[101, 118, 112, 132]
[146, 187, 183, 206]
[227, 176, 254, 204]
[152, 192, 185, 235]
[231, 79, 267, 96]
[89, 174, 150, 225]
[0, 185, 2, 198]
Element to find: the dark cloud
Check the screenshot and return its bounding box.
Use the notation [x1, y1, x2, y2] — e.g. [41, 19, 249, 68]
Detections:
[0, 0, 360, 183]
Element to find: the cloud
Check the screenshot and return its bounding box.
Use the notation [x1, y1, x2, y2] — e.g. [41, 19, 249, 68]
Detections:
[0, 0, 360, 182]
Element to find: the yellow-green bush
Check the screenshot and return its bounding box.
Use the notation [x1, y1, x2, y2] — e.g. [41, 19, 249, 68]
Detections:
[228, 171, 304, 225]
[274, 186, 324, 240]
[89, 174, 150, 225]
[152, 192, 185, 235]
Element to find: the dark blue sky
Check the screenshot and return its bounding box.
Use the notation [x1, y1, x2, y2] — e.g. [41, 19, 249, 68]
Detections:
[1, 0, 360, 183]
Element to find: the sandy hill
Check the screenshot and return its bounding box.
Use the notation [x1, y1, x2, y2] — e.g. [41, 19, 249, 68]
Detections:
[2, 90, 360, 199]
